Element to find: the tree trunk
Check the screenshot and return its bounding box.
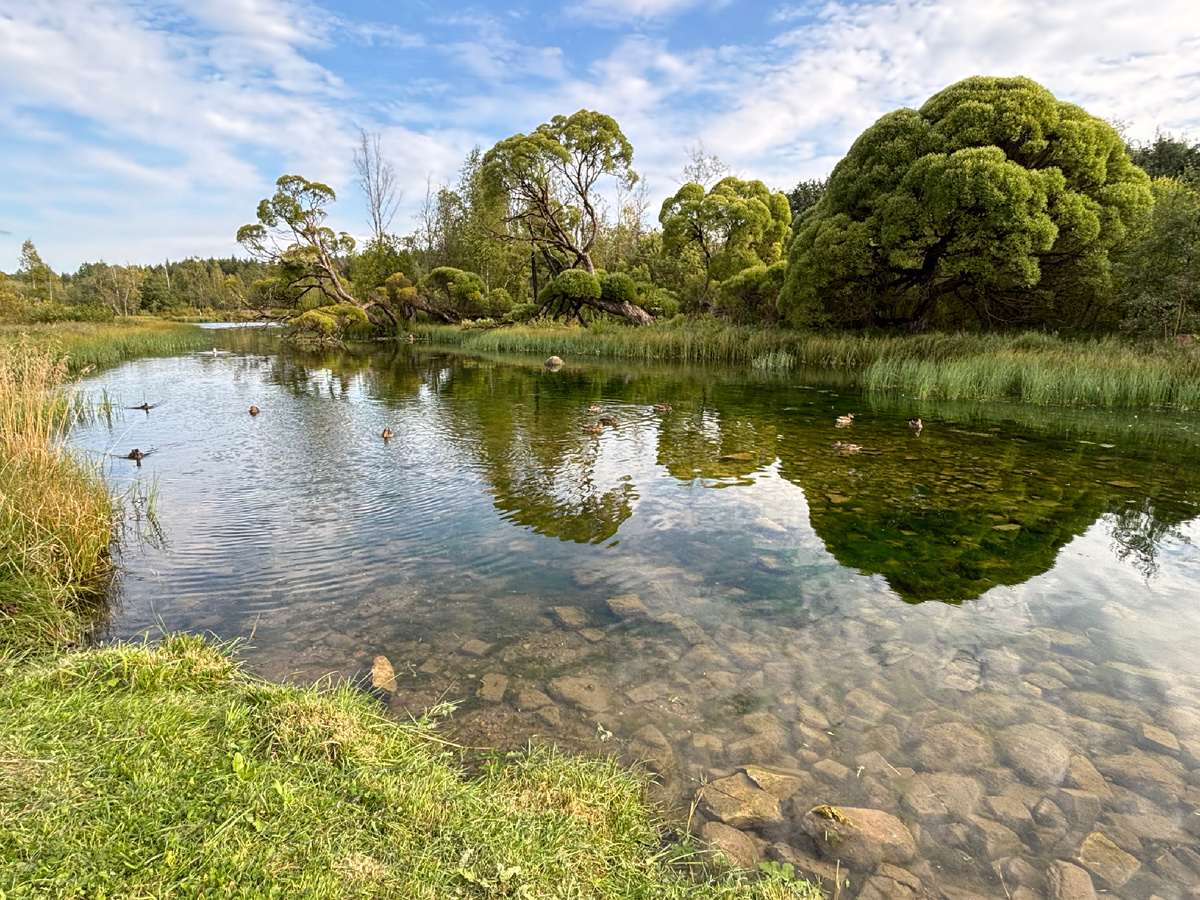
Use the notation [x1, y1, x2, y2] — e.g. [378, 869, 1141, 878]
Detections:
[592, 296, 654, 325]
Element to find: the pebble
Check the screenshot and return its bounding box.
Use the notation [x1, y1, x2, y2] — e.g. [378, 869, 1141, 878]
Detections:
[478, 673, 508, 702]
[461, 639, 492, 657]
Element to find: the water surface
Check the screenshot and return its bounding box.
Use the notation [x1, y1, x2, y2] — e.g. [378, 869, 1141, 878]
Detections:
[75, 329, 1200, 898]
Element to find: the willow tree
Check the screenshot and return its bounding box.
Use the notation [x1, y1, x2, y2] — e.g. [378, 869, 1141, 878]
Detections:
[779, 76, 1153, 332]
[659, 176, 792, 286]
[482, 110, 652, 324]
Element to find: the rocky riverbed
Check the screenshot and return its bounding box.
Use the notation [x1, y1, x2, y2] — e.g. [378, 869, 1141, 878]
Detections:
[286, 581, 1200, 900]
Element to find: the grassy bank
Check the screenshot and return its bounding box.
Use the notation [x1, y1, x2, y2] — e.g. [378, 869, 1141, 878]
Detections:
[0, 636, 815, 899]
[0, 317, 212, 374]
[414, 323, 1200, 409]
[0, 340, 115, 652]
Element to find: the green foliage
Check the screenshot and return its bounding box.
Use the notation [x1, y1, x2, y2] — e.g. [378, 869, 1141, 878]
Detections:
[719, 262, 787, 325]
[486, 288, 513, 316]
[600, 272, 638, 308]
[1129, 132, 1200, 182]
[291, 303, 368, 340]
[16, 240, 60, 303]
[483, 110, 638, 284]
[786, 178, 827, 223]
[636, 284, 681, 319]
[660, 177, 793, 286]
[421, 267, 488, 316]
[780, 76, 1154, 332]
[25, 303, 115, 324]
[1118, 177, 1200, 337]
[542, 269, 602, 307]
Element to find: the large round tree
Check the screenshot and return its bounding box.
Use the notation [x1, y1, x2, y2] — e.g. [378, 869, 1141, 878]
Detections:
[778, 76, 1153, 332]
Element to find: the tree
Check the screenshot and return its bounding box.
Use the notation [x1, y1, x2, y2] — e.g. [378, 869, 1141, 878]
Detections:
[1129, 132, 1200, 183]
[482, 110, 652, 324]
[353, 129, 401, 246]
[779, 76, 1154, 332]
[659, 176, 792, 287]
[17, 240, 58, 302]
[1117, 177, 1200, 337]
[786, 178, 827, 222]
[719, 261, 787, 324]
[679, 143, 729, 188]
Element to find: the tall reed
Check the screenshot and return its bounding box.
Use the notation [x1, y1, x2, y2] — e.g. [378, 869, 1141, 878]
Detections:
[0, 340, 114, 652]
[0, 319, 211, 374]
[414, 323, 1200, 409]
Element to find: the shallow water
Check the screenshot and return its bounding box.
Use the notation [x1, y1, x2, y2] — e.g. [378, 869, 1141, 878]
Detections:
[75, 329, 1200, 898]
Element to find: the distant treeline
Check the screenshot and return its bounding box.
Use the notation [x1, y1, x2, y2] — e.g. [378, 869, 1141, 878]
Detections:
[5, 77, 1200, 341]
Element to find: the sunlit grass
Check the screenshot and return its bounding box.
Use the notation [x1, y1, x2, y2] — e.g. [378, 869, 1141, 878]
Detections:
[414, 323, 1200, 409]
[0, 318, 212, 374]
[0, 635, 819, 900]
[0, 340, 115, 652]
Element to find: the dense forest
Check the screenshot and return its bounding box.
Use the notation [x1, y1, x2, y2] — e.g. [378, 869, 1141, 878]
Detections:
[4, 76, 1199, 341]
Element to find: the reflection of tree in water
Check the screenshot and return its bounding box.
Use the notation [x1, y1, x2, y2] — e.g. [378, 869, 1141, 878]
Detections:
[1107, 497, 1193, 579]
[425, 362, 639, 544]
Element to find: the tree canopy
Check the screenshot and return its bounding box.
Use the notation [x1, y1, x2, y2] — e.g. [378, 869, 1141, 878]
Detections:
[779, 76, 1153, 332]
[482, 110, 651, 324]
[659, 177, 792, 286]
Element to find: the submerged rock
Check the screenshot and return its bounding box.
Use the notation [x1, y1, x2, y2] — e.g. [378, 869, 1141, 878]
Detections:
[547, 675, 613, 713]
[799, 805, 917, 869]
[1078, 831, 1141, 889]
[478, 673, 508, 703]
[700, 772, 783, 829]
[606, 594, 650, 622]
[899, 773, 983, 821]
[371, 655, 397, 693]
[996, 723, 1072, 787]
[1047, 860, 1097, 900]
[916, 722, 994, 772]
[700, 821, 760, 869]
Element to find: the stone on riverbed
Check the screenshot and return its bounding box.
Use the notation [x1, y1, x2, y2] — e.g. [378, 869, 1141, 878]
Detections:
[1064, 755, 1111, 797]
[799, 805, 917, 868]
[1078, 831, 1140, 889]
[1139, 722, 1181, 755]
[606, 593, 650, 622]
[371, 655, 397, 693]
[858, 864, 924, 900]
[549, 606, 589, 629]
[1094, 749, 1185, 804]
[627, 724, 674, 774]
[899, 773, 983, 821]
[547, 675, 613, 713]
[996, 723, 1072, 787]
[460, 639, 492, 657]
[478, 673, 507, 702]
[1047, 860, 1097, 900]
[700, 821, 761, 869]
[700, 772, 783, 829]
[916, 722, 994, 772]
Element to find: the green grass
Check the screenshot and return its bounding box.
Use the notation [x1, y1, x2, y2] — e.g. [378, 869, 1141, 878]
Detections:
[0, 318, 212, 374]
[0, 635, 819, 900]
[0, 340, 115, 652]
[413, 322, 1200, 409]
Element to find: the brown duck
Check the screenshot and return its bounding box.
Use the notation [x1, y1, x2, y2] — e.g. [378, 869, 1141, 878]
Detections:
[249, 406, 260, 416]
[382, 428, 394, 440]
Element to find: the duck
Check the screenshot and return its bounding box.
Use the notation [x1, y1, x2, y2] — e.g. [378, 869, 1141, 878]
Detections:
[128, 402, 157, 412]
[587, 405, 601, 413]
[249, 406, 260, 416]
[598, 416, 619, 427]
[835, 414, 854, 427]
[908, 418, 923, 431]
[382, 428, 394, 440]
[652, 404, 672, 412]
[581, 424, 604, 434]
[126, 448, 145, 461]
[832, 441, 861, 453]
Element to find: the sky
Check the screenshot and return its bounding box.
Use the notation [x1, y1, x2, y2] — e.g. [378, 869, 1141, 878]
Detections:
[2, 0, 1200, 273]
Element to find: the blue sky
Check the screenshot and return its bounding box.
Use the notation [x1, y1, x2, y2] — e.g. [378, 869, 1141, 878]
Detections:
[2, 0, 1199, 272]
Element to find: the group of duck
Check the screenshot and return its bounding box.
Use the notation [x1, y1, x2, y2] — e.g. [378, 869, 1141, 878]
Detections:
[832, 413, 923, 454]
[580, 403, 671, 434]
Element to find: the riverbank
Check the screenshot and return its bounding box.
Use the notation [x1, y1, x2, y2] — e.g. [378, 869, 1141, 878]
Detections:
[0, 635, 817, 899]
[0, 317, 213, 374]
[0, 323, 818, 898]
[413, 322, 1200, 409]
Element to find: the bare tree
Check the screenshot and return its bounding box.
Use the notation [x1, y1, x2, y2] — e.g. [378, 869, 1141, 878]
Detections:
[680, 142, 729, 188]
[353, 129, 401, 244]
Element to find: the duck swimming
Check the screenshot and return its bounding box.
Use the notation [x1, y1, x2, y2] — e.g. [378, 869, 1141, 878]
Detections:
[587, 405, 601, 413]
[832, 441, 861, 453]
[126, 448, 145, 460]
[908, 418, 923, 430]
[652, 404, 672, 412]
[128, 402, 157, 412]
[835, 414, 854, 427]
[249, 406, 260, 416]
[598, 416, 619, 427]
[382, 428, 394, 440]
[581, 424, 604, 434]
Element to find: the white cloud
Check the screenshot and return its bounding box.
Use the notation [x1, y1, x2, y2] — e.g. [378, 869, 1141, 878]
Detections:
[567, 0, 709, 25]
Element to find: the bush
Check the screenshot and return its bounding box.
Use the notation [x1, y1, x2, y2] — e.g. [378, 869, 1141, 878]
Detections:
[485, 288, 513, 317]
[720, 261, 787, 325]
[505, 302, 540, 323]
[26, 303, 115, 324]
[545, 269, 601, 303]
[636, 284, 680, 319]
[599, 272, 637, 308]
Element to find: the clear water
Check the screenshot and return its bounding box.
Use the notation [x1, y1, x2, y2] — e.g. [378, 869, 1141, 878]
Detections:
[73, 328, 1200, 898]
